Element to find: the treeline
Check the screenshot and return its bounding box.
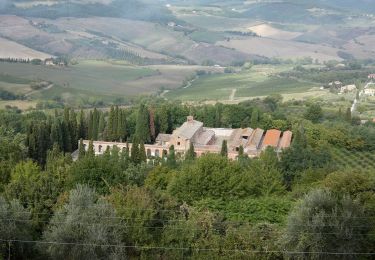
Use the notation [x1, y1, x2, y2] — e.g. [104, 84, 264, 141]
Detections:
[0, 58, 31, 63]
[0, 89, 23, 100]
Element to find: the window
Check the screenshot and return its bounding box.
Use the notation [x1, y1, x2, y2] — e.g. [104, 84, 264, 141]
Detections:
[236, 147, 239, 152]
[177, 142, 181, 146]
[98, 145, 102, 153]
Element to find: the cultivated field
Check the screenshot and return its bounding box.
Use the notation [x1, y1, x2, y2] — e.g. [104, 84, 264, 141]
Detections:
[165, 65, 322, 101]
[217, 37, 342, 62]
[0, 61, 225, 107]
[332, 148, 375, 173]
[0, 37, 51, 60]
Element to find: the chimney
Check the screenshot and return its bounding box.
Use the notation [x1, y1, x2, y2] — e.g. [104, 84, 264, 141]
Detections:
[187, 116, 194, 123]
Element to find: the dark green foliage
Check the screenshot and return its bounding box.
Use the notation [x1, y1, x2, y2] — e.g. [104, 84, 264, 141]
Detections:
[135, 103, 151, 143]
[251, 108, 259, 128]
[167, 145, 177, 168]
[220, 140, 228, 157]
[304, 103, 323, 123]
[185, 142, 196, 161]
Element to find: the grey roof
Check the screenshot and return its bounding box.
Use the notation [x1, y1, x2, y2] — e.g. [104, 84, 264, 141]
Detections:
[195, 130, 215, 145]
[174, 120, 203, 139]
[246, 128, 264, 149]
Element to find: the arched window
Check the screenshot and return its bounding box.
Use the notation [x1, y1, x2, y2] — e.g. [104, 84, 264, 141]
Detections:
[155, 150, 160, 157]
[147, 149, 151, 157]
[98, 145, 102, 153]
[163, 150, 168, 156]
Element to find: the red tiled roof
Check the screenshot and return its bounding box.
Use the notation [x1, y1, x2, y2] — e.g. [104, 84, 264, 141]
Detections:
[262, 129, 281, 148]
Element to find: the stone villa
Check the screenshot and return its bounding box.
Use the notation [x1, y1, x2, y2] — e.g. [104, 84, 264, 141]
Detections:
[81, 116, 292, 160]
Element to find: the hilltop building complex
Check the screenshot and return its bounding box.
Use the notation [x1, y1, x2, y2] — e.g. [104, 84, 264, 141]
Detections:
[81, 116, 292, 160]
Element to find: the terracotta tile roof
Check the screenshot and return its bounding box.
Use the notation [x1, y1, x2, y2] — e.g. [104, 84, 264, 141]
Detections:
[278, 131, 292, 150]
[262, 129, 281, 149]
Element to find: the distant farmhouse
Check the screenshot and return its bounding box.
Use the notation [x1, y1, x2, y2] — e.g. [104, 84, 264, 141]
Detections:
[80, 116, 292, 160]
[44, 58, 66, 67]
[340, 84, 357, 94]
[368, 74, 375, 81]
[328, 81, 343, 89]
[364, 87, 375, 96]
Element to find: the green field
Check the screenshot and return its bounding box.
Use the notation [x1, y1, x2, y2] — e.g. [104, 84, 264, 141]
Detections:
[0, 61, 157, 95]
[166, 65, 320, 101]
[332, 148, 375, 173]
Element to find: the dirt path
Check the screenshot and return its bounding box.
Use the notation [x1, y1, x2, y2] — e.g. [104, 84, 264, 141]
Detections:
[160, 89, 170, 99]
[229, 88, 237, 101]
[183, 76, 198, 89]
[25, 84, 53, 97]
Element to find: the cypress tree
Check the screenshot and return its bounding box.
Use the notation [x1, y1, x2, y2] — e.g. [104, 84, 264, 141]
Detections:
[78, 139, 86, 159]
[167, 145, 177, 168]
[88, 111, 94, 140]
[130, 138, 140, 164]
[158, 105, 171, 133]
[78, 110, 86, 139]
[87, 140, 95, 158]
[221, 140, 228, 157]
[98, 113, 105, 140]
[135, 103, 151, 143]
[345, 107, 352, 123]
[92, 108, 99, 140]
[116, 109, 127, 142]
[139, 142, 147, 163]
[108, 106, 115, 141]
[113, 106, 119, 140]
[149, 108, 156, 141]
[185, 142, 196, 161]
[251, 109, 259, 128]
[237, 145, 248, 164]
[50, 119, 63, 150]
[70, 110, 78, 151]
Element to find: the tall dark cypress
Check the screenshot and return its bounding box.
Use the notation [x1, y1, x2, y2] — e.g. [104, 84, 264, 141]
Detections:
[113, 106, 119, 141]
[50, 119, 63, 150]
[92, 108, 99, 140]
[139, 142, 147, 163]
[167, 145, 177, 168]
[108, 106, 115, 141]
[185, 142, 195, 161]
[135, 103, 151, 143]
[87, 111, 94, 140]
[78, 139, 86, 159]
[70, 110, 78, 151]
[130, 138, 140, 164]
[98, 113, 105, 140]
[78, 110, 87, 139]
[221, 140, 228, 157]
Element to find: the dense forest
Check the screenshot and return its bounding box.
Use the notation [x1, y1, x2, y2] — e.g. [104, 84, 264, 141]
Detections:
[0, 97, 374, 259]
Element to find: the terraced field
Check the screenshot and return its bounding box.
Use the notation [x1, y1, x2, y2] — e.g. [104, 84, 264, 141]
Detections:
[332, 148, 375, 173]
